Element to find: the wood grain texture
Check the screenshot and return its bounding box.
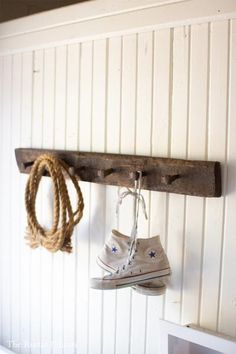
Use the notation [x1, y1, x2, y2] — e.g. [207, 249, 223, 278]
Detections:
[15, 148, 221, 197]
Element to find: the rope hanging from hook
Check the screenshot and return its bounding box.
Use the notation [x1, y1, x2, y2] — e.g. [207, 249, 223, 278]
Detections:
[25, 154, 84, 253]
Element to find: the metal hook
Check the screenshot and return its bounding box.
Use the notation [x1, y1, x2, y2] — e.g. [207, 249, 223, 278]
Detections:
[129, 171, 147, 180]
[21, 161, 34, 170]
[97, 168, 114, 178]
[161, 174, 180, 185]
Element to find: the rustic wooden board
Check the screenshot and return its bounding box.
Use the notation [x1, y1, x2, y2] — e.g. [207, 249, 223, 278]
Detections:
[15, 148, 221, 197]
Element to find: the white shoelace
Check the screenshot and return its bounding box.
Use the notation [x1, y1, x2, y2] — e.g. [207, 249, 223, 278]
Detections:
[116, 171, 148, 271]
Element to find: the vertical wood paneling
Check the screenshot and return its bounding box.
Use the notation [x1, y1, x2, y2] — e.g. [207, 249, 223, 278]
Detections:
[181, 23, 209, 325]
[20, 51, 33, 352]
[219, 19, 236, 337]
[63, 43, 80, 354]
[130, 31, 153, 354]
[30, 49, 44, 354]
[10, 53, 22, 352]
[146, 28, 172, 354]
[1, 54, 12, 349]
[165, 26, 189, 323]
[120, 34, 137, 155]
[89, 38, 107, 354]
[76, 40, 92, 354]
[52, 45, 67, 354]
[40, 47, 55, 354]
[0, 18, 235, 354]
[200, 20, 229, 330]
[102, 36, 122, 354]
[115, 33, 137, 354]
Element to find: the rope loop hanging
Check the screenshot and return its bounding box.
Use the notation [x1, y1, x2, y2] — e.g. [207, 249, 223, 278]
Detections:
[25, 154, 84, 253]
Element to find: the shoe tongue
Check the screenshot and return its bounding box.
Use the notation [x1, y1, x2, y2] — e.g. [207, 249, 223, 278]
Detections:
[111, 229, 129, 240]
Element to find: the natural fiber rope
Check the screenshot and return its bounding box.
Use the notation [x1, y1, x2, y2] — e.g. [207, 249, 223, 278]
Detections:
[25, 154, 84, 253]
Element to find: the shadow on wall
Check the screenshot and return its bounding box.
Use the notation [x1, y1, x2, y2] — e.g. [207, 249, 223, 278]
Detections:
[0, 0, 91, 23]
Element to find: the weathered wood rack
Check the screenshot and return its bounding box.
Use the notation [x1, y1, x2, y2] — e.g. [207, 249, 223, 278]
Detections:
[15, 148, 222, 198]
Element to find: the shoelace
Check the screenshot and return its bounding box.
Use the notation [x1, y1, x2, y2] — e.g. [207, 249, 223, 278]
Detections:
[116, 189, 147, 221]
[116, 171, 148, 273]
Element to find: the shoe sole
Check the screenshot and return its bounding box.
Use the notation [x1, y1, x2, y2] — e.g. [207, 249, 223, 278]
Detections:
[96, 256, 170, 292]
[132, 284, 166, 296]
[90, 268, 171, 290]
[97, 256, 170, 294]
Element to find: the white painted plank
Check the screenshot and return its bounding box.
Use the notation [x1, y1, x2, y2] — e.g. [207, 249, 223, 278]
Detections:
[40, 47, 56, 354]
[164, 25, 189, 323]
[135, 31, 153, 156]
[32, 50, 44, 148]
[63, 42, 80, 354]
[0, 54, 12, 349]
[115, 33, 137, 354]
[91, 39, 106, 153]
[65, 43, 80, 150]
[151, 29, 172, 158]
[200, 20, 229, 331]
[20, 51, 33, 353]
[105, 36, 122, 155]
[9, 53, 22, 353]
[181, 23, 209, 325]
[103, 183, 119, 354]
[77, 41, 92, 151]
[76, 41, 93, 354]
[102, 36, 122, 354]
[29, 49, 44, 354]
[218, 19, 236, 337]
[130, 31, 153, 354]
[146, 27, 172, 354]
[120, 34, 137, 154]
[88, 38, 107, 354]
[29, 54, 44, 354]
[52, 45, 67, 354]
[54, 46, 67, 150]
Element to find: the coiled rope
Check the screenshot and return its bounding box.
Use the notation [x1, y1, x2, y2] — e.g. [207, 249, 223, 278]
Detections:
[25, 154, 84, 253]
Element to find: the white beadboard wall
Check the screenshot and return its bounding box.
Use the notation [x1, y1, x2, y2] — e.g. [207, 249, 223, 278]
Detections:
[0, 1, 236, 353]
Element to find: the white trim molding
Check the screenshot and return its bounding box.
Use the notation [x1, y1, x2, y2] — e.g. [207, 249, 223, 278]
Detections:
[0, 0, 188, 39]
[0, 0, 236, 54]
[159, 320, 236, 354]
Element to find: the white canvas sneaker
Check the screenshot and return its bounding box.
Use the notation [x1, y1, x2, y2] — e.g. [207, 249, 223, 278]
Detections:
[91, 230, 171, 292]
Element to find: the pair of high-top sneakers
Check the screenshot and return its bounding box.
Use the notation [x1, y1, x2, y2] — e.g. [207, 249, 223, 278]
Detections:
[90, 229, 171, 296]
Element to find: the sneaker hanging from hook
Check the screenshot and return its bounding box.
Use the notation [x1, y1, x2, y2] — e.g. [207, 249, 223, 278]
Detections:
[90, 171, 171, 291]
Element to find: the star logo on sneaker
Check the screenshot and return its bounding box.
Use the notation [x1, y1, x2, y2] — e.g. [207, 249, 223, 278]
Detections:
[111, 246, 118, 253]
[148, 250, 156, 258]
